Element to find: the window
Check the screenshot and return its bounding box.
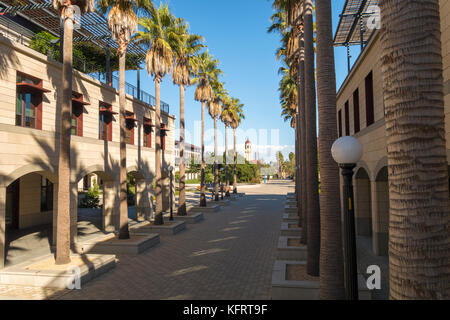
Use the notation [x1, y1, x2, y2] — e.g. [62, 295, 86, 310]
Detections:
[365, 71, 374, 127]
[125, 112, 137, 145]
[99, 102, 115, 141]
[15, 72, 48, 129]
[40, 177, 53, 212]
[353, 88, 360, 134]
[143, 118, 153, 148]
[345, 100, 350, 136]
[71, 92, 86, 137]
[338, 110, 342, 137]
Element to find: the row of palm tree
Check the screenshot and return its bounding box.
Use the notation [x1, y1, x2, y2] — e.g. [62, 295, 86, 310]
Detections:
[272, 0, 450, 300]
[52, 0, 245, 265]
[270, 0, 343, 299]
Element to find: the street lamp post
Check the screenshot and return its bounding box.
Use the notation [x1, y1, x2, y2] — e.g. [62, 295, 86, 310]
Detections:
[168, 165, 174, 221]
[331, 136, 363, 301]
[219, 164, 224, 200]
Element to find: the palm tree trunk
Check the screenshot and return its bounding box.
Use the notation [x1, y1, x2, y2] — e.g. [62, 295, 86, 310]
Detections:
[233, 127, 237, 194]
[178, 84, 187, 215]
[55, 10, 73, 264]
[118, 46, 130, 239]
[225, 124, 230, 196]
[214, 117, 219, 201]
[304, 0, 320, 276]
[299, 33, 308, 245]
[316, 0, 344, 299]
[154, 77, 164, 224]
[379, 0, 450, 299]
[200, 101, 206, 207]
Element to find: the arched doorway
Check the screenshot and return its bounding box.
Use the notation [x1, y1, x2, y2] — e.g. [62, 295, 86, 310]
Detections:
[2, 169, 57, 268]
[354, 167, 372, 237]
[374, 166, 389, 256]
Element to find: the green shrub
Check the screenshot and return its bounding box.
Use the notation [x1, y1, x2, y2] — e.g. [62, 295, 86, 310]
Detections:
[79, 181, 100, 208]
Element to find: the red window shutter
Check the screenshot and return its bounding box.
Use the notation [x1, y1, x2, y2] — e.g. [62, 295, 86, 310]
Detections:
[78, 111, 83, 137]
[108, 121, 112, 141]
[130, 124, 134, 145]
[36, 98, 42, 130]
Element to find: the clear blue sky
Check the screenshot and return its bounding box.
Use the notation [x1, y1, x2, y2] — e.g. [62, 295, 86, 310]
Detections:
[121, 0, 362, 162]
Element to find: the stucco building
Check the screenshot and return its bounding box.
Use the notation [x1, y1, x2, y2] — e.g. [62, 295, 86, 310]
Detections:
[335, 0, 450, 256]
[0, 11, 175, 268]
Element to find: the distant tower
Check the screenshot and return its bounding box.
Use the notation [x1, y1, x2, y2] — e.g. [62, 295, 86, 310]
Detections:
[245, 138, 252, 162]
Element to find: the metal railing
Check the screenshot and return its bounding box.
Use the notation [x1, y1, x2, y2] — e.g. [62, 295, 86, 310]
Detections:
[5, 31, 170, 114]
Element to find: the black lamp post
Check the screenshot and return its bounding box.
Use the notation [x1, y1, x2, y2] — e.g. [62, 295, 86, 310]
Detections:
[331, 136, 363, 301]
[168, 165, 174, 221]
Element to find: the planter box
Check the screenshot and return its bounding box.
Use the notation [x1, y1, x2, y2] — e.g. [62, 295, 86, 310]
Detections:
[187, 205, 221, 213]
[277, 236, 307, 260]
[76, 233, 160, 255]
[170, 212, 204, 224]
[0, 253, 116, 289]
[280, 222, 302, 237]
[130, 221, 186, 235]
[272, 260, 372, 300]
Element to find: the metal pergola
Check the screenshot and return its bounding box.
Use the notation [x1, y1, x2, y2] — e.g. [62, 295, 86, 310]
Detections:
[0, 0, 172, 113]
[334, 0, 379, 72]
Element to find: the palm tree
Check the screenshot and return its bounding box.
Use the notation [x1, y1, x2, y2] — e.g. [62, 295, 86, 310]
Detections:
[209, 80, 227, 201]
[53, 0, 95, 264]
[220, 96, 233, 197]
[99, 0, 148, 239]
[172, 23, 204, 215]
[229, 98, 245, 194]
[378, 0, 450, 299]
[192, 51, 222, 207]
[315, 0, 344, 299]
[303, 0, 320, 277]
[134, 3, 182, 224]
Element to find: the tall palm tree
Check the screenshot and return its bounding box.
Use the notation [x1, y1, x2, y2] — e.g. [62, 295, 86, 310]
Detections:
[316, 0, 344, 299]
[192, 51, 222, 207]
[229, 98, 245, 194]
[53, 0, 95, 264]
[220, 96, 233, 197]
[172, 23, 204, 215]
[303, 0, 320, 277]
[209, 80, 227, 201]
[99, 0, 147, 239]
[134, 3, 182, 224]
[378, 0, 450, 299]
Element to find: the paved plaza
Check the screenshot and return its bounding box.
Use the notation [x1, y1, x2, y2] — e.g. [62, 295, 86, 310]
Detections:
[0, 180, 293, 300]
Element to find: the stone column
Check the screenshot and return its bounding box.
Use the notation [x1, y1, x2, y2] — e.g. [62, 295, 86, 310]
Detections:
[354, 178, 372, 236]
[103, 181, 117, 232]
[372, 179, 389, 256]
[52, 183, 58, 246]
[70, 182, 78, 245]
[0, 186, 6, 269]
[135, 178, 151, 221]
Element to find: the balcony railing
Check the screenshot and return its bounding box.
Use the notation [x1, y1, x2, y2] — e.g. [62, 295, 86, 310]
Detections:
[2, 31, 170, 114]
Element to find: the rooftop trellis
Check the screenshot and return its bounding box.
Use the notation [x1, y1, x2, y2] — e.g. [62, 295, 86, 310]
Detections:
[0, 0, 146, 61]
[333, 0, 379, 72]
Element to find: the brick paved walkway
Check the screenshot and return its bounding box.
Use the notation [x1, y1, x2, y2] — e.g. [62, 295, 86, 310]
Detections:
[0, 180, 293, 300]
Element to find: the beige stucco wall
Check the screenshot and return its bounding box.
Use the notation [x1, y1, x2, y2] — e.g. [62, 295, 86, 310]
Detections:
[0, 36, 175, 234]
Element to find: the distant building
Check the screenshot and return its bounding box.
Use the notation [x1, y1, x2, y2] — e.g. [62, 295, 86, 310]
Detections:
[174, 141, 201, 180]
[244, 138, 253, 162]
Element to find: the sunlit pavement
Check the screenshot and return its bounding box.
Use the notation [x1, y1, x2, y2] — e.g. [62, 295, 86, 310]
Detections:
[0, 180, 292, 300]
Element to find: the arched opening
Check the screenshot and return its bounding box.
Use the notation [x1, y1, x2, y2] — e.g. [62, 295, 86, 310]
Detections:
[374, 166, 389, 256]
[354, 167, 372, 237]
[75, 169, 116, 241]
[3, 170, 56, 267]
